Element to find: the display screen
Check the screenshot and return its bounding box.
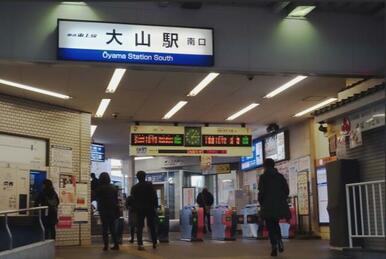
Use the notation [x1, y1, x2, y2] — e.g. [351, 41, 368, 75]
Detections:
[91, 143, 105, 162]
[240, 140, 263, 171]
[317, 167, 329, 224]
[131, 134, 184, 146]
[202, 135, 251, 147]
[264, 131, 288, 162]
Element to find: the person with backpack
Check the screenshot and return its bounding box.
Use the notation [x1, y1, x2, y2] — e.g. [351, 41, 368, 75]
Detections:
[258, 159, 290, 257]
[35, 179, 59, 240]
[196, 187, 214, 233]
[130, 171, 158, 251]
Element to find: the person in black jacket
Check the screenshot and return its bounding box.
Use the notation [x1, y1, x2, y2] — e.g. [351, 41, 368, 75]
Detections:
[96, 172, 119, 251]
[130, 171, 158, 251]
[125, 195, 136, 243]
[258, 159, 290, 257]
[35, 179, 59, 240]
[90, 173, 99, 201]
[196, 187, 214, 233]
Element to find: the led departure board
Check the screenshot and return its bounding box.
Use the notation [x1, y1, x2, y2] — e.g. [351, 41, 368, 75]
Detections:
[202, 135, 251, 147]
[130, 125, 252, 157]
[131, 134, 184, 146]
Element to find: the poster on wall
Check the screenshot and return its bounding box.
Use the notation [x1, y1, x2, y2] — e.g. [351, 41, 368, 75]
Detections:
[51, 145, 73, 168]
[316, 167, 329, 224]
[0, 168, 18, 211]
[58, 204, 74, 229]
[276, 161, 290, 184]
[59, 174, 76, 204]
[297, 170, 309, 216]
[76, 183, 88, 209]
[288, 160, 298, 197]
[349, 126, 363, 149]
[182, 187, 196, 207]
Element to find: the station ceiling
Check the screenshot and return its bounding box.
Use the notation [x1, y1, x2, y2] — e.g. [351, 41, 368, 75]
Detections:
[0, 61, 348, 158]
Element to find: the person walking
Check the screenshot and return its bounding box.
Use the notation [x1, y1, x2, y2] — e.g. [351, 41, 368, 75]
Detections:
[35, 179, 59, 240]
[196, 187, 214, 233]
[125, 195, 136, 243]
[96, 172, 119, 251]
[258, 158, 290, 257]
[131, 171, 158, 251]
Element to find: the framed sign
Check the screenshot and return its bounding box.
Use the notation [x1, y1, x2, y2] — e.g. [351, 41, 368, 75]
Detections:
[58, 19, 214, 66]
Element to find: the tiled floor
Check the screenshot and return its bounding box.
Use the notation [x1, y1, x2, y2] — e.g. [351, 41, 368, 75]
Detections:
[55, 235, 353, 259]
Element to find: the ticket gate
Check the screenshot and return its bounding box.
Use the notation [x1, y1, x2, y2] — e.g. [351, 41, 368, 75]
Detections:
[211, 205, 237, 241]
[240, 204, 259, 239]
[156, 207, 169, 242]
[180, 206, 204, 241]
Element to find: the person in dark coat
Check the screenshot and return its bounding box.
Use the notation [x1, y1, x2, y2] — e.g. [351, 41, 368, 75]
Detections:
[125, 195, 136, 243]
[131, 171, 158, 251]
[90, 173, 99, 201]
[35, 179, 59, 240]
[96, 172, 119, 251]
[258, 158, 290, 257]
[196, 187, 214, 233]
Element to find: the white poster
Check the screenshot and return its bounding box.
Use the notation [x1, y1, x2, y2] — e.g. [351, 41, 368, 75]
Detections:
[51, 145, 73, 168]
[59, 174, 76, 204]
[288, 160, 299, 197]
[183, 187, 195, 207]
[349, 126, 363, 149]
[76, 183, 88, 209]
[0, 168, 18, 211]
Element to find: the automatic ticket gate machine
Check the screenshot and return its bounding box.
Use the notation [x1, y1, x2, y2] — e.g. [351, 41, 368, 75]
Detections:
[180, 206, 204, 241]
[211, 205, 238, 241]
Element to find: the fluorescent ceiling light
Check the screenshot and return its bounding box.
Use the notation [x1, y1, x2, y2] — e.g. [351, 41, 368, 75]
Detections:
[134, 156, 154, 160]
[373, 113, 385, 118]
[187, 72, 219, 97]
[226, 103, 259, 121]
[265, 75, 307, 98]
[95, 99, 111, 118]
[163, 101, 188, 119]
[0, 78, 71, 99]
[106, 68, 126, 93]
[90, 125, 97, 137]
[294, 98, 337, 117]
[288, 6, 316, 17]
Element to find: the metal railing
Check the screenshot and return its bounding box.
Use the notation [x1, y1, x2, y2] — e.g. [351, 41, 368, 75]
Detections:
[346, 180, 385, 248]
[0, 206, 48, 250]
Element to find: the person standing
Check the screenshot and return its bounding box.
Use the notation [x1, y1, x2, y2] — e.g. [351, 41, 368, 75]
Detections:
[96, 172, 119, 251]
[35, 179, 59, 240]
[90, 173, 99, 201]
[196, 187, 214, 233]
[258, 159, 290, 257]
[125, 195, 136, 243]
[131, 171, 158, 251]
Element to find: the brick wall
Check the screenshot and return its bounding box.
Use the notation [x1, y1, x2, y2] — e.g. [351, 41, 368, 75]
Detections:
[0, 94, 91, 246]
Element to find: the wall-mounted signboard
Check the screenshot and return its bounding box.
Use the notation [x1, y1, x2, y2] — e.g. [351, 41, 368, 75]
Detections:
[130, 125, 252, 157]
[240, 139, 263, 171]
[58, 19, 214, 66]
[91, 143, 105, 162]
[263, 130, 289, 163]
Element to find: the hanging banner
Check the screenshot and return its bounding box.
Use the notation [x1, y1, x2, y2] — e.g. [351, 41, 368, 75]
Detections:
[130, 125, 252, 157]
[58, 19, 214, 66]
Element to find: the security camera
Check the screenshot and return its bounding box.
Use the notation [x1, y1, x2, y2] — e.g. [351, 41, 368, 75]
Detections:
[266, 123, 279, 133]
[247, 75, 254, 81]
[318, 122, 328, 133]
[112, 113, 119, 119]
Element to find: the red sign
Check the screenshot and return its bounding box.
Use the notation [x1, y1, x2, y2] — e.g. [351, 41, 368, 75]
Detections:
[57, 216, 72, 229]
[202, 135, 251, 147]
[131, 133, 184, 146]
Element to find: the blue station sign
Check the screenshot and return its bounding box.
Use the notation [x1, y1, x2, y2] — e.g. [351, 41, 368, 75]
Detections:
[57, 19, 214, 66]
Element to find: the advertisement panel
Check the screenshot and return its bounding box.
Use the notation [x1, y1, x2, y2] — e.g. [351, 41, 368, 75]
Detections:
[130, 125, 252, 157]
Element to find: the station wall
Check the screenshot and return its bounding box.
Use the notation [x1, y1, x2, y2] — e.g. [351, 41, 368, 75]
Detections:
[0, 94, 91, 246]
